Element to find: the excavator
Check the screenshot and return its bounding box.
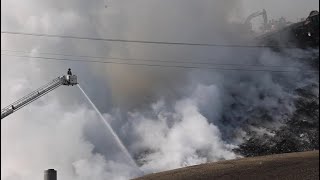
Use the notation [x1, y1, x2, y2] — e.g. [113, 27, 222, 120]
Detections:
[256, 10, 319, 49]
[244, 9, 268, 33]
[1, 69, 78, 119]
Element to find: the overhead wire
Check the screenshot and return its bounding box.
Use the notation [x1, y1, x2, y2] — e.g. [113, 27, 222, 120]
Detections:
[2, 53, 318, 73]
[1, 31, 298, 49]
[1, 49, 303, 68]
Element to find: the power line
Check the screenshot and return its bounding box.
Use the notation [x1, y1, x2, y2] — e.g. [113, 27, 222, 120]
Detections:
[2, 53, 318, 73]
[1, 49, 302, 68]
[1, 31, 297, 49]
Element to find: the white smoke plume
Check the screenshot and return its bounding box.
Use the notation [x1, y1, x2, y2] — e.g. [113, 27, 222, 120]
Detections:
[1, 0, 319, 180]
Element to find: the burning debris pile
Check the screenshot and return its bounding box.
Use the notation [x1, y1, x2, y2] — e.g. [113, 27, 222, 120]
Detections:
[234, 52, 319, 157]
[234, 10, 319, 156]
[234, 86, 319, 156]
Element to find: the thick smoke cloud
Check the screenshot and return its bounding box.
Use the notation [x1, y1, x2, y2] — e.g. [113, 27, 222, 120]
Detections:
[123, 84, 238, 173]
[1, 0, 319, 180]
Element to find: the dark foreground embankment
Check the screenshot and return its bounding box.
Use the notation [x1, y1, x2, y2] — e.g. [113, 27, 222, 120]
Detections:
[134, 150, 319, 180]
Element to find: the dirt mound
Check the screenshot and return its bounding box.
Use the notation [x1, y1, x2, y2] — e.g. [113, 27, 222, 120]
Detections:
[134, 151, 319, 180]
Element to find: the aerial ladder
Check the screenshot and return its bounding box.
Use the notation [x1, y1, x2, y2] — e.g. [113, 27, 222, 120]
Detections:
[1, 69, 78, 119]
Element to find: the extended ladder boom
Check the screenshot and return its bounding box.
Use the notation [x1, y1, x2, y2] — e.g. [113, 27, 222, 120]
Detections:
[1, 70, 77, 119]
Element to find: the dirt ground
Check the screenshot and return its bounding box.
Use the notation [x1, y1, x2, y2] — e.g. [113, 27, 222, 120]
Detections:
[133, 150, 319, 180]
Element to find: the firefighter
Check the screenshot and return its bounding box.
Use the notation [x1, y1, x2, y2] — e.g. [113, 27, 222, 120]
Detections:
[67, 68, 72, 75]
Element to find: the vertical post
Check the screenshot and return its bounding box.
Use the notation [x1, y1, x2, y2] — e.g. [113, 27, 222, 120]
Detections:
[44, 169, 57, 180]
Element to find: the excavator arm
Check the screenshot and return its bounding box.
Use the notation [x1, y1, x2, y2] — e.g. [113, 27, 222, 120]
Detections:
[1, 69, 77, 119]
[245, 9, 268, 32]
[245, 11, 263, 25]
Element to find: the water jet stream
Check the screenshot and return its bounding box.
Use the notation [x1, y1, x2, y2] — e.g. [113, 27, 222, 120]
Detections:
[77, 84, 141, 173]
